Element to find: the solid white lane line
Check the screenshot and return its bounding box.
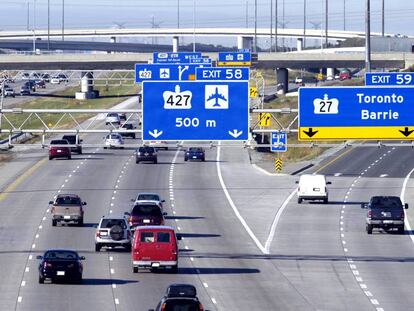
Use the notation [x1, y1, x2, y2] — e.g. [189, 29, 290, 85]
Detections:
[400, 167, 414, 245]
[216, 144, 267, 254]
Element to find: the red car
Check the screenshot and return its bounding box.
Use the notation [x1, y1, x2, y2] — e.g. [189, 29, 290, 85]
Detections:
[126, 203, 166, 230]
[132, 226, 180, 273]
[49, 139, 71, 160]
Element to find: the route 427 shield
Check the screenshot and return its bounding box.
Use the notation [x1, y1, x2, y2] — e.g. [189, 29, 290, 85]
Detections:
[142, 81, 249, 141]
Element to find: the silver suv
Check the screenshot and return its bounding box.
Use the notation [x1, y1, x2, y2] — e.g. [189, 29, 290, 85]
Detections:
[95, 215, 131, 252]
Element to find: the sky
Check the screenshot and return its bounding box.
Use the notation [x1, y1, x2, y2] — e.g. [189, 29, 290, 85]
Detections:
[1, 0, 413, 47]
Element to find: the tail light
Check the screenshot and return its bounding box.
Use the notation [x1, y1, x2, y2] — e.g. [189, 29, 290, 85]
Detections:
[43, 262, 52, 268]
[161, 303, 166, 311]
[199, 303, 204, 311]
[367, 210, 372, 218]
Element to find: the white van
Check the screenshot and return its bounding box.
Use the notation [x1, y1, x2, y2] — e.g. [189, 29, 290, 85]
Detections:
[296, 174, 331, 204]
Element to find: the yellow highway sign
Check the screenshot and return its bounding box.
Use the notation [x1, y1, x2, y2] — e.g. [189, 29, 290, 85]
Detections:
[249, 87, 258, 98]
[217, 61, 252, 67]
[274, 158, 283, 172]
[298, 126, 414, 141]
[258, 113, 271, 127]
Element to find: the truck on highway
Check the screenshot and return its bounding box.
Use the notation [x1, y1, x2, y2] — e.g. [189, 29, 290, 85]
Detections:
[49, 194, 86, 226]
[363, 196, 408, 234]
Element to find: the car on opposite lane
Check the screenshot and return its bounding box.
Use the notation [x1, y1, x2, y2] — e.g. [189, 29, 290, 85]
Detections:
[95, 215, 132, 252]
[103, 133, 124, 149]
[363, 196, 408, 234]
[37, 249, 85, 284]
[184, 147, 205, 162]
[136, 146, 157, 164]
[148, 284, 206, 311]
[49, 139, 71, 160]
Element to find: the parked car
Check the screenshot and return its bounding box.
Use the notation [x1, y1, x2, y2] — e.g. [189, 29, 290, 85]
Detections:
[19, 85, 31, 96]
[132, 226, 180, 273]
[363, 196, 408, 234]
[103, 133, 124, 149]
[49, 139, 71, 160]
[35, 79, 46, 88]
[132, 193, 165, 209]
[149, 284, 206, 311]
[3, 86, 15, 97]
[49, 194, 86, 226]
[37, 249, 85, 284]
[105, 112, 121, 125]
[62, 134, 82, 154]
[184, 147, 205, 162]
[296, 174, 331, 204]
[119, 123, 136, 139]
[136, 146, 157, 164]
[126, 202, 166, 230]
[95, 215, 132, 251]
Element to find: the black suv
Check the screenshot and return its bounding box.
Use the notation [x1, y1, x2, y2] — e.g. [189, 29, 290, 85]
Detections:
[149, 284, 206, 311]
[119, 123, 136, 139]
[363, 196, 408, 234]
[136, 146, 157, 164]
[184, 147, 205, 162]
[62, 135, 83, 154]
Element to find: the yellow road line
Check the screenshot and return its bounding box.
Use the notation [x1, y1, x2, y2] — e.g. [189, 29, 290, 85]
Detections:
[0, 158, 47, 202]
[314, 147, 356, 174]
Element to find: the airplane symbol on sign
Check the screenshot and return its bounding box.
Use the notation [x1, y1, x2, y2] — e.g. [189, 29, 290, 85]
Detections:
[206, 87, 227, 107]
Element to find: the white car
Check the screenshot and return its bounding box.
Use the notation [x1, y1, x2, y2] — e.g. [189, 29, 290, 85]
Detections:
[296, 174, 331, 204]
[104, 133, 124, 149]
[295, 77, 303, 84]
[3, 87, 15, 97]
[50, 77, 60, 84]
[105, 113, 121, 125]
[131, 192, 165, 210]
[95, 215, 131, 252]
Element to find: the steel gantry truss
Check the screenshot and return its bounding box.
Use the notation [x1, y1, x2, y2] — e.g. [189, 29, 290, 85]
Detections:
[0, 69, 410, 149]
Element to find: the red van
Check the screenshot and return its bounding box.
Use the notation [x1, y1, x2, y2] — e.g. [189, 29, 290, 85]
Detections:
[132, 226, 180, 273]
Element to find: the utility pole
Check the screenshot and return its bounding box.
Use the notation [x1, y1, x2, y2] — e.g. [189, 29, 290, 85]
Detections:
[62, 0, 65, 41]
[47, 0, 50, 50]
[325, 0, 328, 48]
[365, 0, 371, 72]
[177, 0, 180, 28]
[193, 0, 196, 52]
[254, 0, 257, 52]
[275, 0, 278, 52]
[27, 2, 30, 31]
[282, 0, 285, 49]
[33, 0, 36, 53]
[381, 0, 385, 36]
[270, 0, 273, 52]
[343, 0, 346, 31]
[303, 0, 306, 49]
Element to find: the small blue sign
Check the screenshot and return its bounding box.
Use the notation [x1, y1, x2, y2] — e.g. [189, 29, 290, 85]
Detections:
[196, 67, 250, 81]
[189, 58, 212, 65]
[366, 72, 414, 86]
[153, 52, 202, 63]
[271, 132, 287, 152]
[299, 86, 414, 127]
[135, 64, 211, 83]
[142, 81, 249, 141]
[218, 52, 251, 63]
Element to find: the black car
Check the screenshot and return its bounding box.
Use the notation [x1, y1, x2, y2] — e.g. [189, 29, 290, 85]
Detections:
[184, 147, 205, 162]
[363, 196, 408, 234]
[20, 85, 31, 96]
[62, 134, 83, 154]
[119, 123, 136, 139]
[149, 284, 206, 311]
[136, 146, 157, 164]
[35, 79, 46, 88]
[37, 249, 84, 284]
[24, 80, 36, 92]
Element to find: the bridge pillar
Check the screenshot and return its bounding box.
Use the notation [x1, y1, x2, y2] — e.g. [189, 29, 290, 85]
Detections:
[276, 68, 289, 95]
[75, 72, 99, 100]
[296, 38, 303, 52]
[172, 36, 179, 52]
[327, 68, 335, 80]
[237, 36, 253, 50]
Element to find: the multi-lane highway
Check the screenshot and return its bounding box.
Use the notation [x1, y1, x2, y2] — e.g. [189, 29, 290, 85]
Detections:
[1, 95, 414, 310]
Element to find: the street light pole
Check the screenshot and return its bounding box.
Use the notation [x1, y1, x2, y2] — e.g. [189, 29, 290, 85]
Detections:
[303, 0, 306, 49]
[62, 0, 65, 41]
[270, 0, 273, 52]
[343, 0, 346, 31]
[192, 0, 196, 52]
[381, 0, 385, 36]
[33, 0, 36, 53]
[254, 0, 257, 52]
[275, 0, 278, 52]
[325, 0, 328, 48]
[365, 0, 371, 72]
[47, 0, 50, 50]
[177, 0, 180, 28]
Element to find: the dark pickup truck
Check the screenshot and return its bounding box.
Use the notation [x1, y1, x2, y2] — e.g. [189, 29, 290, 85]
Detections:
[362, 196, 408, 234]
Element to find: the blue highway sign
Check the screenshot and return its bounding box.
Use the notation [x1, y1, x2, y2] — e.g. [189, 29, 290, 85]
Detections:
[142, 81, 249, 141]
[188, 58, 212, 65]
[217, 52, 251, 66]
[271, 132, 287, 152]
[196, 67, 250, 81]
[153, 52, 202, 63]
[366, 72, 414, 86]
[299, 86, 414, 140]
[135, 63, 211, 83]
